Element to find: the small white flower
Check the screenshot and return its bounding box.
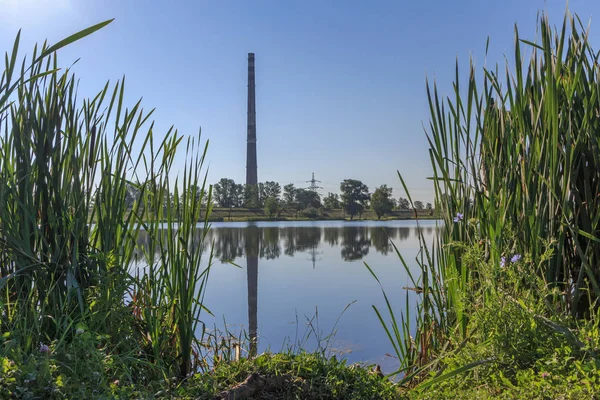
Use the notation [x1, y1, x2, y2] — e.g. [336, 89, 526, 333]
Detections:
[76, 328, 85, 335]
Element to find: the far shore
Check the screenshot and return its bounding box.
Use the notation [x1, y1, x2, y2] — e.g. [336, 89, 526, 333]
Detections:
[203, 207, 439, 222]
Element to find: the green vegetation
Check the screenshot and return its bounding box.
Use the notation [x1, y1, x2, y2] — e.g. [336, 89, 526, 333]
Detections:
[0, 19, 214, 395]
[0, 21, 408, 400]
[323, 192, 342, 209]
[369, 9, 600, 398]
[340, 179, 370, 220]
[209, 206, 436, 222]
[210, 177, 433, 220]
[0, 350, 403, 399]
[263, 196, 280, 218]
[371, 185, 395, 219]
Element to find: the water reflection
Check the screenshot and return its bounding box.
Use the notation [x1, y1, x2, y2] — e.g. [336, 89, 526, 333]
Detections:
[133, 221, 440, 372]
[202, 225, 435, 265]
[134, 224, 437, 266]
[246, 225, 259, 356]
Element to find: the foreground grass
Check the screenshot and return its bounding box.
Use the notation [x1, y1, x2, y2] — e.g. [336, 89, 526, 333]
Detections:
[365, 8, 600, 399]
[0, 350, 403, 399]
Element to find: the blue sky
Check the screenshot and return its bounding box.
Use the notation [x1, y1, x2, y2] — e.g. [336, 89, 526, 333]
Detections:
[1, 0, 599, 202]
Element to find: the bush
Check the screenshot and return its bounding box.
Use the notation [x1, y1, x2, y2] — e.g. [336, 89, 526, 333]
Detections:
[301, 207, 319, 219]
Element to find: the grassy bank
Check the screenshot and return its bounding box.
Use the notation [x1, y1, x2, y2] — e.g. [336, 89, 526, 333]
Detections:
[0, 350, 403, 399]
[209, 207, 438, 222]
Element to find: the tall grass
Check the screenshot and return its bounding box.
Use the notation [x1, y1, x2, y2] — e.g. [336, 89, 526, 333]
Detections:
[371, 9, 600, 387]
[0, 22, 214, 379]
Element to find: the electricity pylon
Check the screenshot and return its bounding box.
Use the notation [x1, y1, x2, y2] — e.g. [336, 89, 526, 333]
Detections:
[306, 172, 322, 192]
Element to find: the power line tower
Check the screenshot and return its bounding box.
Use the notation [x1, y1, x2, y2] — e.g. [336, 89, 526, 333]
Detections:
[306, 172, 323, 192]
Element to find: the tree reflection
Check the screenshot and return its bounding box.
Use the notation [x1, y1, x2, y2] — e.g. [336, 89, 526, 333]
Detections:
[282, 227, 321, 257]
[132, 223, 439, 267]
[323, 227, 341, 247]
[370, 227, 391, 255]
[340, 226, 371, 261]
[260, 227, 280, 260]
[210, 228, 245, 263]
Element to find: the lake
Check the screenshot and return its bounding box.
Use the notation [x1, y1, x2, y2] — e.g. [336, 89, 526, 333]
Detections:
[135, 219, 440, 374]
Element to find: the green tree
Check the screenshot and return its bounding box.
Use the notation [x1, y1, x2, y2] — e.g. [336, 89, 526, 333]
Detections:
[371, 185, 394, 219]
[283, 184, 297, 208]
[296, 188, 321, 209]
[264, 197, 280, 218]
[180, 184, 206, 206]
[340, 179, 370, 220]
[214, 178, 238, 207]
[323, 192, 341, 209]
[414, 200, 424, 210]
[243, 184, 260, 208]
[233, 183, 245, 207]
[397, 197, 410, 210]
[259, 181, 281, 205]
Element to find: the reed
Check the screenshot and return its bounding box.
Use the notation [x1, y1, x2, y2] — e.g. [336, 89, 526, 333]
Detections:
[0, 21, 214, 379]
[371, 9, 600, 388]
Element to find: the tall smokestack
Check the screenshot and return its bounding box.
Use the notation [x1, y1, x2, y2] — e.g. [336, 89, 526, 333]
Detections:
[246, 53, 258, 189]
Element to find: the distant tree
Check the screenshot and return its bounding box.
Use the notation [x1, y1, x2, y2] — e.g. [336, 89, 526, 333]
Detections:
[301, 207, 319, 219]
[283, 184, 297, 208]
[180, 184, 206, 206]
[296, 189, 321, 209]
[414, 200, 424, 210]
[264, 197, 280, 218]
[233, 183, 245, 207]
[323, 192, 341, 209]
[426, 202, 434, 216]
[371, 185, 394, 219]
[397, 197, 410, 210]
[340, 179, 370, 220]
[162, 191, 177, 215]
[243, 184, 260, 208]
[259, 181, 281, 205]
[214, 178, 239, 208]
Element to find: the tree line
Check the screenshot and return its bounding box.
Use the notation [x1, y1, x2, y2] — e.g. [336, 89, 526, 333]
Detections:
[211, 178, 433, 220]
[119, 177, 433, 220]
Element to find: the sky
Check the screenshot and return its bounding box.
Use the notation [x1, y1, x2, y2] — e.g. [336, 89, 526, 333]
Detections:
[1, 0, 599, 203]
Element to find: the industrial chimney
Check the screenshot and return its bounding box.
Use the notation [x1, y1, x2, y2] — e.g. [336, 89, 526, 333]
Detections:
[246, 53, 258, 190]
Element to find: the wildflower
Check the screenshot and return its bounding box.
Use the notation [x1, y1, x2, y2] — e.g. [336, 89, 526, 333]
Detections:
[112, 380, 120, 386]
[510, 254, 522, 263]
[500, 256, 506, 268]
[39, 343, 50, 354]
[453, 212, 464, 223]
[540, 371, 550, 379]
[76, 328, 85, 335]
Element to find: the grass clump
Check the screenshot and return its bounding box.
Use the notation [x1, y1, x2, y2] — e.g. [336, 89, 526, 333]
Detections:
[0, 351, 404, 399]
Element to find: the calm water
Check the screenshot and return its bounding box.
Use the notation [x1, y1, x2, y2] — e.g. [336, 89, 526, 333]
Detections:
[135, 220, 440, 373]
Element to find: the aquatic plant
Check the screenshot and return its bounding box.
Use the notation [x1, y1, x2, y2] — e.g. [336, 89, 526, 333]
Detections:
[0, 21, 213, 379]
[370, 8, 600, 392]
